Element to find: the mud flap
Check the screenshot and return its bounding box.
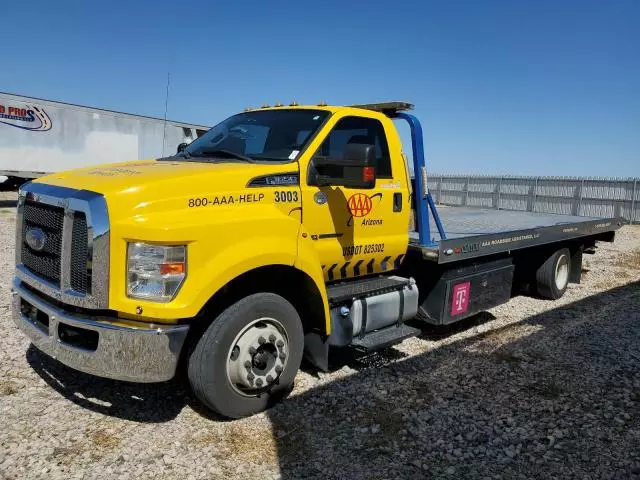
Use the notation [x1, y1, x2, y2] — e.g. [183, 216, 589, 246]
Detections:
[303, 331, 329, 372]
[569, 247, 583, 284]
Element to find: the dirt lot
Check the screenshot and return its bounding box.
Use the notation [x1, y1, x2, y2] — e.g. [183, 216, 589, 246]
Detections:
[0, 190, 638, 479]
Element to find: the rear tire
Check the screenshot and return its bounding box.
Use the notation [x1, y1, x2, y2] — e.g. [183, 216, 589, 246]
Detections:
[536, 248, 571, 300]
[188, 293, 303, 419]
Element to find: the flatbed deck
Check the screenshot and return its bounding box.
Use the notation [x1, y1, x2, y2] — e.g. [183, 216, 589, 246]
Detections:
[410, 206, 624, 263]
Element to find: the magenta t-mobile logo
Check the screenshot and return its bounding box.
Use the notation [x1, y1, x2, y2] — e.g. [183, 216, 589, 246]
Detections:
[451, 281, 471, 316]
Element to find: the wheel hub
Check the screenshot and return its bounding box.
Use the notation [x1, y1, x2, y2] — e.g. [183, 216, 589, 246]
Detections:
[226, 318, 288, 395]
[252, 343, 278, 373]
[555, 254, 569, 290]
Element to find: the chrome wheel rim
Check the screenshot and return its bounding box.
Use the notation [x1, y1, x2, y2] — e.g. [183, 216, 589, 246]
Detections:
[226, 317, 288, 397]
[555, 254, 569, 290]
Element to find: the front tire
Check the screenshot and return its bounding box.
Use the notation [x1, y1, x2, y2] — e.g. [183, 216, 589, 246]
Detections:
[188, 293, 304, 419]
[536, 248, 571, 300]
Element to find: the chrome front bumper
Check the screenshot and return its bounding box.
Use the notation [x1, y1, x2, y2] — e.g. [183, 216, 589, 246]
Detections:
[11, 278, 190, 383]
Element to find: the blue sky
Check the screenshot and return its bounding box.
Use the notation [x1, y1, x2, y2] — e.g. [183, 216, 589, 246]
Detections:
[2, 0, 638, 176]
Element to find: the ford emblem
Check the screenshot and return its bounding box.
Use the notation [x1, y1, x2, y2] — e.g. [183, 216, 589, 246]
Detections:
[25, 228, 47, 252]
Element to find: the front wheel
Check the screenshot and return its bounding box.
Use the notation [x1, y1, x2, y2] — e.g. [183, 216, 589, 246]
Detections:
[188, 293, 304, 419]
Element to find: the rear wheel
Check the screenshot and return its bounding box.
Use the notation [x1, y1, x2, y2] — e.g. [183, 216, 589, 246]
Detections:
[188, 293, 304, 419]
[536, 248, 571, 300]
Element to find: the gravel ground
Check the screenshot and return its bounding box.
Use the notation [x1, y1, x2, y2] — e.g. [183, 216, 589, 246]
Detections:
[0, 189, 638, 479]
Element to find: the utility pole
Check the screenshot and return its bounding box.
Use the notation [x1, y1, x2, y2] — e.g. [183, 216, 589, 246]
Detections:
[161, 72, 170, 156]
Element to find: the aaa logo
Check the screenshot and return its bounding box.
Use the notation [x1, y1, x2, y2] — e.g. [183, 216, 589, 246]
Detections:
[348, 193, 373, 217]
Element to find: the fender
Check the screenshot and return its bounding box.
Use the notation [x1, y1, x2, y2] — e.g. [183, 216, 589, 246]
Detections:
[295, 230, 331, 334]
[110, 209, 330, 328]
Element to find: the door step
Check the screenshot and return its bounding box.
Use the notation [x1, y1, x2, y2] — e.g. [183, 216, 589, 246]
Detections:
[327, 276, 411, 305]
[351, 324, 421, 353]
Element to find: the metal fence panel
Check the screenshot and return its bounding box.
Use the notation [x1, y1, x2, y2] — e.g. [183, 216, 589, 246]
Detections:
[429, 175, 640, 223]
[534, 195, 574, 215]
[468, 192, 495, 208]
[440, 191, 465, 206]
[468, 177, 496, 193]
[499, 193, 528, 211]
[634, 179, 640, 223]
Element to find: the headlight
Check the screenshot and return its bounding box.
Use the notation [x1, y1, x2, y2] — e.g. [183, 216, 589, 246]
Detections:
[127, 243, 186, 302]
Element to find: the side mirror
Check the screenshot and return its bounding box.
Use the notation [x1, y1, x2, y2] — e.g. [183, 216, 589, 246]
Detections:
[177, 142, 188, 153]
[311, 143, 376, 189]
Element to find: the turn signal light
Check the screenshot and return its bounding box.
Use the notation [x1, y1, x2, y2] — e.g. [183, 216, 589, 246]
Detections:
[160, 263, 185, 275]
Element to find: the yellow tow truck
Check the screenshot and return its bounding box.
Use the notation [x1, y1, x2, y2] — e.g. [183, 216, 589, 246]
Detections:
[12, 102, 622, 418]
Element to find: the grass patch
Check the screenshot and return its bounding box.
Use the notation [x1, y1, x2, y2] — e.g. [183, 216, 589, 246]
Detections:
[50, 444, 85, 463]
[618, 249, 640, 271]
[493, 350, 524, 365]
[595, 252, 638, 289]
[196, 421, 282, 465]
[89, 430, 121, 450]
[46, 433, 109, 463]
[0, 380, 19, 396]
[528, 380, 565, 400]
[410, 380, 433, 401]
[361, 397, 406, 438]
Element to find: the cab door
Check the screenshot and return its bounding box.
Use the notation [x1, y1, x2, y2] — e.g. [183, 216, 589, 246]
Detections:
[300, 114, 410, 282]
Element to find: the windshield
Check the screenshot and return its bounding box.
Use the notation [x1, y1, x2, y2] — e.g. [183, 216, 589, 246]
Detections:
[181, 109, 330, 163]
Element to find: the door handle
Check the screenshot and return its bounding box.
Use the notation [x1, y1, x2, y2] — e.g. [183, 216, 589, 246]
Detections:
[393, 192, 402, 212]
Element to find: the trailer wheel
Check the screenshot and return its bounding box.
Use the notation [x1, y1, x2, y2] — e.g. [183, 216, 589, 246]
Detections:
[536, 248, 571, 300]
[188, 293, 304, 419]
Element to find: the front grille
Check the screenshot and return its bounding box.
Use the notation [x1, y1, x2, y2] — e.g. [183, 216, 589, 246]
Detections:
[17, 184, 109, 309]
[71, 212, 90, 293]
[22, 201, 64, 286]
[21, 200, 91, 294]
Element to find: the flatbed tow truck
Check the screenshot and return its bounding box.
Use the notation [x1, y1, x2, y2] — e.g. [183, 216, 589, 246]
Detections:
[12, 102, 623, 418]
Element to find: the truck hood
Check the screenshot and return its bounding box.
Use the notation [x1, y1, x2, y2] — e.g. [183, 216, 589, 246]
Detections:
[36, 159, 289, 193]
[33, 159, 299, 218]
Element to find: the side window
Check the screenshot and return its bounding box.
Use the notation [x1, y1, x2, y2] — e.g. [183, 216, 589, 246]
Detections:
[317, 116, 392, 178]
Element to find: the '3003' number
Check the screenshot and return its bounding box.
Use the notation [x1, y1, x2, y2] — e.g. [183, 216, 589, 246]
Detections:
[274, 191, 299, 202]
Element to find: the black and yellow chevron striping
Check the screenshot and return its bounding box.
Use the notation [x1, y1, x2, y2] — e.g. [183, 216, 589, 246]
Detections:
[322, 254, 405, 281]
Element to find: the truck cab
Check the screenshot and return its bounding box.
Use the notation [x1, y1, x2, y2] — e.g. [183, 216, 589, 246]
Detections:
[11, 102, 621, 418]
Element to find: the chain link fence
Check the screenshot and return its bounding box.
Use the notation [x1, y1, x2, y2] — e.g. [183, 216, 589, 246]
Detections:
[428, 175, 639, 223]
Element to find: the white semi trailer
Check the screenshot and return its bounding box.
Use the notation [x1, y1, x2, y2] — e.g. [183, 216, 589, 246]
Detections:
[0, 92, 209, 188]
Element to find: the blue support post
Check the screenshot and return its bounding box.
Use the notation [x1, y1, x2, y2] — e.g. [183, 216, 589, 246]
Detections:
[427, 193, 446, 240]
[395, 112, 446, 246]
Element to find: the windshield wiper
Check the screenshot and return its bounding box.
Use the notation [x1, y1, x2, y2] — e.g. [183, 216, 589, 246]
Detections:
[191, 149, 255, 163]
